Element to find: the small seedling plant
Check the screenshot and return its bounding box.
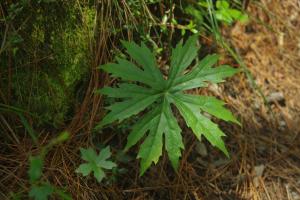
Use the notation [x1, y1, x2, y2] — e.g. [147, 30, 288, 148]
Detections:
[97, 35, 240, 175]
[28, 132, 71, 200]
[184, 0, 248, 34]
[214, 0, 248, 24]
[76, 146, 117, 183]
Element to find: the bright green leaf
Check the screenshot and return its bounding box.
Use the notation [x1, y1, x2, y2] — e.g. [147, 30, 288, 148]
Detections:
[164, 98, 184, 170]
[76, 146, 116, 183]
[216, 0, 230, 9]
[80, 148, 98, 163]
[168, 35, 199, 87]
[29, 156, 43, 183]
[101, 58, 159, 89]
[96, 94, 161, 129]
[92, 165, 105, 182]
[98, 35, 239, 174]
[97, 84, 157, 98]
[29, 183, 54, 200]
[174, 94, 240, 125]
[124, 107, 159, 151]
[171, 95, 229, 156]
[216, 9, 233, 24]
[121, 41, 164, 85]
[75, 163, 92, 176]
[172, 64, 239, 91]
[137, 104, 166, 175]
[229, 9, 249, 23]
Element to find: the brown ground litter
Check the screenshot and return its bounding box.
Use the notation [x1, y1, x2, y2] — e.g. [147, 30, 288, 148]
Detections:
[0, 0, 299, 199]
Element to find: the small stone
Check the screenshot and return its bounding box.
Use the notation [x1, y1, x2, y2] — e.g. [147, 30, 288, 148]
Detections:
[253, 177, 260, 188]
[195, 142, 208, 157]
[252, 164, 265, 187]
[213, 158, 230, 167]
[279, 120, 286, 127]
[253, 164, 265, 177]
[266, 92, 285, 104]
[279, 120, 286, 131]
[253, 100, 260, 110]
[208, 83, 222, 96]
[196, 158, 208, 167]
[291, 192, 300, 200]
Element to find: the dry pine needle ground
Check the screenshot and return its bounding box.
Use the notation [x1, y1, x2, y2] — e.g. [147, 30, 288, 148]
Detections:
[0, 0, 300, 199]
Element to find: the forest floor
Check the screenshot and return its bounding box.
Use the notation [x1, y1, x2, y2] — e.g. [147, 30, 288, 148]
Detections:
[1, 0, 300, 200]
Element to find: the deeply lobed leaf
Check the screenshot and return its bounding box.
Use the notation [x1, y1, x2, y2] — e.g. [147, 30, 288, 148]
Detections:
[97, 84, 158, 98]
[170, 94, 229, 156]
[168, 35, 199, 86]
[96, 94, 161, 129]
[121, 41, 165, 87]
[135, 98, 184, 175]
[174, 93, 241, 125]
[98, 36, 240, 174]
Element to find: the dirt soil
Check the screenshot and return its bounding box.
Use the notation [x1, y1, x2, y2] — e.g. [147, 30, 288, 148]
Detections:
[0, 0, 299, 200]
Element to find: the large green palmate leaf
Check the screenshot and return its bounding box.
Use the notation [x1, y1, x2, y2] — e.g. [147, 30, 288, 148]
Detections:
[98, 35, 240, 175]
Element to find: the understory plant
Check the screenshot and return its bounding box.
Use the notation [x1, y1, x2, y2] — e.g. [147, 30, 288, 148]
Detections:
[183, 0, 248, 35]
[214, 0, 248, 24]
[76, 146, 117, 183]
[28, 132, 71, 200]
[97, 35, 240, 175]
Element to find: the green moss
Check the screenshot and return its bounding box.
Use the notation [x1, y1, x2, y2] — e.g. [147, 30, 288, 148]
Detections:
[9, 3, 96, 127]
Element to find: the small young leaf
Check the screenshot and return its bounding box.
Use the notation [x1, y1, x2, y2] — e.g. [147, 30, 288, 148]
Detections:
[229, 9, 249, 23]
[216, 0, 230, 9]
[76, 163, 92, 176]
[91, 165, 105, 182]
[80, 148, 98, 163]
[29, 183, 54, 200]
[76, 146, 116, 183]
[29, 156, 43, 183]
[214, 0, 248, 24]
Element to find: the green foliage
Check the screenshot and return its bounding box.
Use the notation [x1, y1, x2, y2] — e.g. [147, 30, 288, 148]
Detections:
[76, 147, 117, 183]
[181, 0, 248, 35]
[27, 132, 71, 199]
[97, 35, 240, 175]
[1, 1, 93, 127]
[29, 183, 72, 200]
[215, 0, 249, 24]
[29, 183, 54, 200]
[29, 156, 43, 183]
